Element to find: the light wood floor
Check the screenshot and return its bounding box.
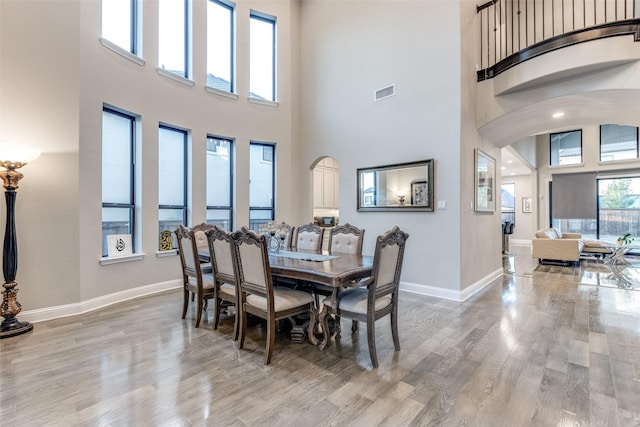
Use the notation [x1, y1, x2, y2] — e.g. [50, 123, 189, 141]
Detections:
[2, 246, 640, 426]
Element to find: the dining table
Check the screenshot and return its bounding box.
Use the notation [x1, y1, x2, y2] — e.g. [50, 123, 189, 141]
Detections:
[198, 246, 373, 349]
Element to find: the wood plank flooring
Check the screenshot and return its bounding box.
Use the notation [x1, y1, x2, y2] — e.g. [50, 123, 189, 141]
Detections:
[2, 245, 640, 426]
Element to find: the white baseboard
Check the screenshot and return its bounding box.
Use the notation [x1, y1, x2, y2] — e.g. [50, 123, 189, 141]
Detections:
[400, 267, 503, 302]
[509, 239, 531, 246]
[20, 270, 505, 323]
[19, 280, 182, 324]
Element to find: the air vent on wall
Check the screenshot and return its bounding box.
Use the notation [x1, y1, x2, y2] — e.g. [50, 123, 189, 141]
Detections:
[374, 84, 395, 102]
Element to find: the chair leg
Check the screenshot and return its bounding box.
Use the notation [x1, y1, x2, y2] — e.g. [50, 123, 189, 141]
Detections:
[195, 295, 204, 328]
[366, 320, 378, 369]
[182, 289, 189, 319]
[391, 308, 400, 351]
[213, 298, 222, 330]
[239, 309, 247, 349]
[265, 319, 276, 365]
[232, 305, 239, 341]
[351, 320, 359, 333]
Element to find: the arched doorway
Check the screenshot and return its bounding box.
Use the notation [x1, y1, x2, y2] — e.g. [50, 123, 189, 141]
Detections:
[311, 156, 340, 227]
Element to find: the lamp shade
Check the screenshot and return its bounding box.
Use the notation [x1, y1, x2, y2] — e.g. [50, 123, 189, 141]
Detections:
[0, 145, 41, 164]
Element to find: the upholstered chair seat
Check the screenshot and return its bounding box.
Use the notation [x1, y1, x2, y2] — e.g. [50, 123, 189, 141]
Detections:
[327, 287, 392, 313]
[246, 288, 314, 312]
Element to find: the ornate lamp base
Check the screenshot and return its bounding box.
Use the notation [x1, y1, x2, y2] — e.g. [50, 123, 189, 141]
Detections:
[0, 281, 33, 339]
[0, 317, 33, 338]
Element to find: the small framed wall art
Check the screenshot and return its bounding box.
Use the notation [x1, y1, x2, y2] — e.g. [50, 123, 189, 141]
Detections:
[474, 149, 496, 213]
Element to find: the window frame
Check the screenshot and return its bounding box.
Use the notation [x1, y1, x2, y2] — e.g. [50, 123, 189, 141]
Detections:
[249, 142, 275, 231]
[207, 0, 235, 93]
[599, 124, 639, 162]
[158, 124, 189, 248]
[102, 0, 139, 55]
[249, 11, 276, 102]
[206, 135, 234, 231]
[550, 129, 583, 166]
[102, 107, 137, 257]
[158, 0, 191, 79]
[501, 182, 516, 227]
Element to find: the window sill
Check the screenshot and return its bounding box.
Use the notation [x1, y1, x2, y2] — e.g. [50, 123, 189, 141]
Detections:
[157, 249, 178, 258]
[598, 158, 640, 167]
[248, 97, 279, 107]
[100, 253, 145, 265]
[205, 86, 238, 100]
[157, 68, 195, 87]
[99, 37, 145, 66]
[548, 162, 584, 169]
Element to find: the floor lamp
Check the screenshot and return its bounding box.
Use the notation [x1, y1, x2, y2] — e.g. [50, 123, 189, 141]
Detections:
[0, 145, 40, 339]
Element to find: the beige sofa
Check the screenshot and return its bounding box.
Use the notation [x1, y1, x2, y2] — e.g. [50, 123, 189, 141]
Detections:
[532, 228, 612, 265]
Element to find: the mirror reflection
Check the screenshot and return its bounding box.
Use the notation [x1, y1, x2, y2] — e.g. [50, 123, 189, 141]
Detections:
[357, 159, 434, 212]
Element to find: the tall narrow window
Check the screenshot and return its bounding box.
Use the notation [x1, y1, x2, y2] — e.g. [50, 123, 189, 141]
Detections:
[249, 142, 275, 230]
[249, 12, 276, 101]
[102, 0, 137, 53]
[159, 0, 189, 78]
[600, 124, 639, 162]
[550, 130, 582, 166]
[159, 125, 188, 248]
[501, 183, 515, 226]
[207, 0, 234, 92]
[206, 136, 233, 231]
[102, 107, 136, 257]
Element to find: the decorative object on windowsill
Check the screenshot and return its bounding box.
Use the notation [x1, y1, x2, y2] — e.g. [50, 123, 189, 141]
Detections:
[264, 222, 288, 253]
[617, 233, 634, 247]
[397, 192, 406, 206]
[0, 144, 41, 339]
[159, 230, 174, 251]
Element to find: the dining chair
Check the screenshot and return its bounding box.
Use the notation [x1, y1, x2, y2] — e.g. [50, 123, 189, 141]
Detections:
[328, 223, 365, 255]
[205, 226, 240, 340]
[294, 223, 324, 251]
[321, 226, 409, 368]
[231, 227, 316, 365]
[325, 223, 365, 332]
[174, 224, 216, 328]
[191, 222, 213, 273]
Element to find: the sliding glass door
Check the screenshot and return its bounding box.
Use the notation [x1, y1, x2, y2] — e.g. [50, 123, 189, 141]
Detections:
[551, 175, 640, 243]
[598, 177, 640, 242]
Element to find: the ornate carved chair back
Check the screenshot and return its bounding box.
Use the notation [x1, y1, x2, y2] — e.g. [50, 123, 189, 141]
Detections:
[329, 223, 365, 255]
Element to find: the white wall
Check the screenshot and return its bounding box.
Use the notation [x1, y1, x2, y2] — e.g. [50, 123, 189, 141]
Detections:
[0, 1, 81, 309]
[298, 0, 468, 296]
[1, 0, 302, 313]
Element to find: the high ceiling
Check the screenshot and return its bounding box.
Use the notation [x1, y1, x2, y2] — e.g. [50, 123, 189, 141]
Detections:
[501, 148, 532, 177]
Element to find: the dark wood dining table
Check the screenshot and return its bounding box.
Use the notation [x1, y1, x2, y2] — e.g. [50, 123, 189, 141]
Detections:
[198, 247, 373, 348]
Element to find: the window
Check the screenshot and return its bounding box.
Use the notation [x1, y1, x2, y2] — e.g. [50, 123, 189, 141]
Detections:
[206, 136, 233, 231]
[102, 0, 137, 53]
[550, 130, 582, 166]
[207, 0, 234, 92]
[551, 175, 640, 243]
[598, 177, 640, 243]
[249, 12, 276, 101]
[249, 142, 275, 230]
[501, 183, 515, 226]
[102, 107, 136, 257]
[159, 125, 188, 248]
[159, 0, 189, 78]
[600, 124, 639, 162]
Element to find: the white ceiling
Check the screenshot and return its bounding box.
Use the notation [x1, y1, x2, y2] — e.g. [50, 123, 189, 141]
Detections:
[501, 148, 532, 177]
